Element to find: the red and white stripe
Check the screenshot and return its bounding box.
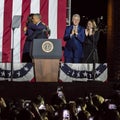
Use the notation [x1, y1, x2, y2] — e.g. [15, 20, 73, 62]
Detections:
[0, 0, 5, 61]
[0, 0, 66, 62]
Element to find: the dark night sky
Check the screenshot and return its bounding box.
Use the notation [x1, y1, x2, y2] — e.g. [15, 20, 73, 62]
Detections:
[71, 0, 108, 26]
[71, 0, 108, 16]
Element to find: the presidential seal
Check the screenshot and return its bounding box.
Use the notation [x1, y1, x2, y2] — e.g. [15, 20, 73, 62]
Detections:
[42, 41, 54, 53]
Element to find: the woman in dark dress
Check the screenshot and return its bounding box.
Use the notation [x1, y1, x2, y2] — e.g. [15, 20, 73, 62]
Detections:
[22, 14, 35, 62]
[83, 20, 100, 63]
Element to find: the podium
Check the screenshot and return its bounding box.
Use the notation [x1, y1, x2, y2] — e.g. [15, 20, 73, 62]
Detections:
[31, 39, 62, 82]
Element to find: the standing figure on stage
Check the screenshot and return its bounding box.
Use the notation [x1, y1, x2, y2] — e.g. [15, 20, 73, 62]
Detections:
[22, 13, 50, 62]
[83, 20, 100, 63]
[63, 14, 85, 63]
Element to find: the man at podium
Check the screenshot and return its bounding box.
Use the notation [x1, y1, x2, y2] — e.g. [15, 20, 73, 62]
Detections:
[22, 13, 50, 62]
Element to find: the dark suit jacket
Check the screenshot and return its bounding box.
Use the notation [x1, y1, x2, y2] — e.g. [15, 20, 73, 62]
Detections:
[23, 22, 48, 53]
[27, 22, 48, 40]
[64, 25, 85, 58]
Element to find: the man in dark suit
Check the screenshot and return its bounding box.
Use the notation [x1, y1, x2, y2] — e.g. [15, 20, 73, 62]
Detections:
[28, 14, 50, 40]
[22, 14, 50, 62]
[64, 14, 85, 63]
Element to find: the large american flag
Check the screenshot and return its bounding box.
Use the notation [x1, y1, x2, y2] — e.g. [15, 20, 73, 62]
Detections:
[0, 0, 66, 62]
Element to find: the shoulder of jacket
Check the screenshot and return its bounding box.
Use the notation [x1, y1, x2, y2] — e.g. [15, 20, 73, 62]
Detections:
[66, 25, 72, 29]
[79, 25, 85, 30]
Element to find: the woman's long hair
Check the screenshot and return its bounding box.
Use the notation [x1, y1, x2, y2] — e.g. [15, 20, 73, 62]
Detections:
[88, 19, 98, 32]
[26, 13, 34, 26]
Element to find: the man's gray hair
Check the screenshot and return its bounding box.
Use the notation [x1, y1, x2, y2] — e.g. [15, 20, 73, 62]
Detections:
[72, 14, 80, 20]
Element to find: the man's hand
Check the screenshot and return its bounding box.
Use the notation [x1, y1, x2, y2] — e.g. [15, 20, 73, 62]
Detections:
[74, 28, 78, 35]
[71, 29, 75, 35]
[23, 26, 27, 33]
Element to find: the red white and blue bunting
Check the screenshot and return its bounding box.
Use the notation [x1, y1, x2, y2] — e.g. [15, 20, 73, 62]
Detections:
[0, 63, 107, 82]
[0, 63, 34, 82]
[59, 63, 107, 82]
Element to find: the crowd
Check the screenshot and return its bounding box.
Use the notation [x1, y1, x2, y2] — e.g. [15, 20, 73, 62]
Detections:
[0, 87, 120, 120]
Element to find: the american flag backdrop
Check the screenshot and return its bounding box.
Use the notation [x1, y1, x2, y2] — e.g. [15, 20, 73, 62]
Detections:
[0, 0, 66, 62]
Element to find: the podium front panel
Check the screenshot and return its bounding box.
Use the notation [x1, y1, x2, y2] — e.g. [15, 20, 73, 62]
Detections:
[31, 39, 62, 59]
